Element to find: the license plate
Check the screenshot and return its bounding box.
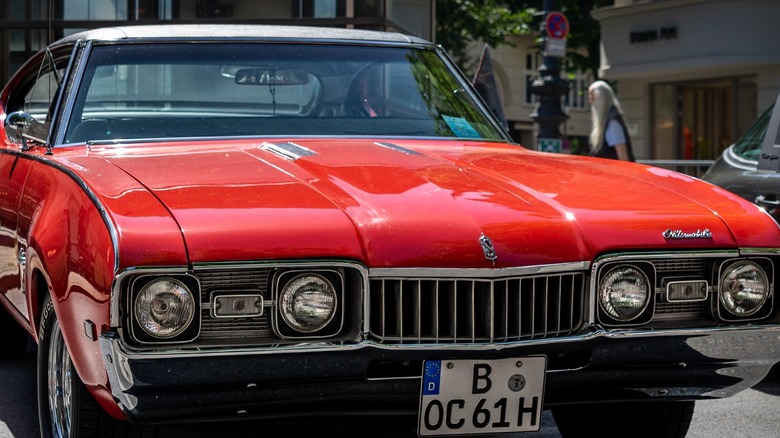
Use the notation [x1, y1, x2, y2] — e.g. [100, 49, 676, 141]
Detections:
[418, 356, 547, 436]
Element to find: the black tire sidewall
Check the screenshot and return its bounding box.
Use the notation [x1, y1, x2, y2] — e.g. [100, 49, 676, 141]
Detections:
[37, 295, 84, 438]
[37, 294, 59, 438]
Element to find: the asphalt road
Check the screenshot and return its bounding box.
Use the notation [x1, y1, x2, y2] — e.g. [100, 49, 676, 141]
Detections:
[1, 344, 778, 438]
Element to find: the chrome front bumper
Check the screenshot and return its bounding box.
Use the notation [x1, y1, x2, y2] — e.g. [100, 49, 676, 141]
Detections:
[99, 324, 780, 424]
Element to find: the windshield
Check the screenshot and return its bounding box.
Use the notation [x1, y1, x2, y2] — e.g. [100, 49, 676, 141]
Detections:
[64, 43, 506, 144]
[732, 103, 774, 161]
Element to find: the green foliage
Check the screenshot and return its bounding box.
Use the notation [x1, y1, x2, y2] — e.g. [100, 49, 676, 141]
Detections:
[435, 0, 535, 73]
[436, 0, 612, 78]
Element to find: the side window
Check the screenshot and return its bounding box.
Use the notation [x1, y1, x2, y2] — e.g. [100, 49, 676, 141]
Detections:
[7, 55, 64, 121]
[23, 64, 62, 123]
[733, 103, 773, 161]
[5, 48, 71, 145]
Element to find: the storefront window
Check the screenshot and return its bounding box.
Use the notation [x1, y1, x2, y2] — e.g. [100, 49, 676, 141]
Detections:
[59, 0, 128, 20]
[651, 77, 756, 161]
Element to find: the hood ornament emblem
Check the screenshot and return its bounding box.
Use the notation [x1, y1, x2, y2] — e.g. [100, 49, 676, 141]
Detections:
[479, 234, 497, 265]
[663, 228, 713, 240]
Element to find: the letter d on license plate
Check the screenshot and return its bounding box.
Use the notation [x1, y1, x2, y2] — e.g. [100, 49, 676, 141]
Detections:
[418, 356, 546, 436]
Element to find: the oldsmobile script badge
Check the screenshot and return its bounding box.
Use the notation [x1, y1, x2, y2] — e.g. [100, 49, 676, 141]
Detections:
[663, 228, 713, 240]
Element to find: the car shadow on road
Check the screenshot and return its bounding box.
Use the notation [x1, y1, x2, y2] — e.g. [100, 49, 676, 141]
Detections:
[0, 342, 40, 438]
[753, 362, 780, 397]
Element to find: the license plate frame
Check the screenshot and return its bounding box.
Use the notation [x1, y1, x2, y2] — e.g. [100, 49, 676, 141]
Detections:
[417, 356, 547, 436]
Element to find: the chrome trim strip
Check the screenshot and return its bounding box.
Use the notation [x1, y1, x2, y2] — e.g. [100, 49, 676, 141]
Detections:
[373, 141, 420, 155]
[87, 37, 430, 48]
[99, 324, 780, 362]
[593, 251, 739, 264]
[259, 141, 317, 161]
[740, 247, 780, 255]
[75, 134, 513, 149]
[53, 40, 90, 147]
[368, 262, 590, 279]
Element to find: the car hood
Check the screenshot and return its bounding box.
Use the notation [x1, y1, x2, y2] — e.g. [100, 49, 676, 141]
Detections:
[89, 138, 777, 268]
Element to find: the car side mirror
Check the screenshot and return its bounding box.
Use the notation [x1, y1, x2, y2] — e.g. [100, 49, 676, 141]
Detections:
[4, 111, 39, 150]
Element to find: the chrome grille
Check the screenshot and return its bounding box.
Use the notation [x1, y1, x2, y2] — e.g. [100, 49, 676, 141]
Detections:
[653, 259, 708, 273]
[369, 273, 586, 344]
[652, 257, 710, 319]
[196, 269, 272, 338]
[654, 301, 707, 317]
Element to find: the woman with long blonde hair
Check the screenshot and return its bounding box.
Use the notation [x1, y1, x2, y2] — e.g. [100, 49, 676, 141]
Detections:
[588, 80, 635, 161]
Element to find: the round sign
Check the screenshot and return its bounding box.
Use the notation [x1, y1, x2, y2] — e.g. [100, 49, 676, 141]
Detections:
[545, 11, 569, 39]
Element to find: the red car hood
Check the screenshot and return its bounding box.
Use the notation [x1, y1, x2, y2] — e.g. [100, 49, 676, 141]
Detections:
[91, 138, 778, 268]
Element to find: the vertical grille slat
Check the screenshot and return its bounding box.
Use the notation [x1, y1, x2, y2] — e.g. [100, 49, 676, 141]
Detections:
[369, 272, 586, 344]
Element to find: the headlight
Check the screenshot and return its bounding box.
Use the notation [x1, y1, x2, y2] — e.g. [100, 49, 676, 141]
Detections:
[598, 265, 651, 322]
[134, 278, 196, 338]
[719, 261, 769, 316]
[278, 273, 337, 333]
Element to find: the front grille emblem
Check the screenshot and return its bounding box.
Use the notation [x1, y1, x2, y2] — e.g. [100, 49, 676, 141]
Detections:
[479, 234, 497, 264]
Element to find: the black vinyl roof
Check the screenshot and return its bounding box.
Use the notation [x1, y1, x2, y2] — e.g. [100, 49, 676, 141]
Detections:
[58, 24, 430, 46]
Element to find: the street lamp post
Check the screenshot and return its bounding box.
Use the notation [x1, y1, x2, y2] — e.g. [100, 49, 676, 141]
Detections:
[530, 0, 569, 153]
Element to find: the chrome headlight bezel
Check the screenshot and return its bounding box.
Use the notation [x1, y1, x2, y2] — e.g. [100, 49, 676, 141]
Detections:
[596, 262, 655, 326]
[716, 258, 774, 321]
[127, 274, 201, 344]
[273, 269, 344, 338]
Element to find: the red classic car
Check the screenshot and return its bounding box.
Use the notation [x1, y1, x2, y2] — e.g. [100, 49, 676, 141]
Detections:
[1, 25, 779, 438]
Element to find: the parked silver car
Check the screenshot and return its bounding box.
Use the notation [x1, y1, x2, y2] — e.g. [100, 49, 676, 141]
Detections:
[702, 93, 780, 222]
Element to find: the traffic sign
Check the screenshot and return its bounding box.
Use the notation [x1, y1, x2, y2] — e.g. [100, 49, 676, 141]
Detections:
[539, 137, 562, 153]
[545, 12, 569, 39]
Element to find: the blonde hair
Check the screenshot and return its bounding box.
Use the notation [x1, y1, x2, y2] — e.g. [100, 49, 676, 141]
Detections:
[588, 80, 623, 152]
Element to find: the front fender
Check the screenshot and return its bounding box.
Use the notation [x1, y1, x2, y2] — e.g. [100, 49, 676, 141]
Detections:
[20, 159, 121, 418]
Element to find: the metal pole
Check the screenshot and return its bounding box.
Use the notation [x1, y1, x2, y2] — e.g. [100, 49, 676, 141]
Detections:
[530, 0, 569, 153]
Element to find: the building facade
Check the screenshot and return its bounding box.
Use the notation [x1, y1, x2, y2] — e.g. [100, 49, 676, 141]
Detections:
[474, 35, 594, 153]
[593, 0, 780, 166]
[0, 0, 434, 85]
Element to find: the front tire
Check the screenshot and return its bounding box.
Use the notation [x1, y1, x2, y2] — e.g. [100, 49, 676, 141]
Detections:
[37, 295, 153, 438]
[552, 400, 695, 438]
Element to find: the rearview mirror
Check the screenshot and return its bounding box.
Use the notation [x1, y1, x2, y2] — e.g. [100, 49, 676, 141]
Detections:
[234, 69, 310, 85]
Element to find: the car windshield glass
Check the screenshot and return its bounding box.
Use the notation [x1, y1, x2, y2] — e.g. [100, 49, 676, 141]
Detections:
[732, 103, 774, 161]
[63, 43, 506, 144]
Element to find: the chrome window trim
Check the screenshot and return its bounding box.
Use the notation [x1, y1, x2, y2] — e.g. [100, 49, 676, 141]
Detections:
[53, 39, 90, 147]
